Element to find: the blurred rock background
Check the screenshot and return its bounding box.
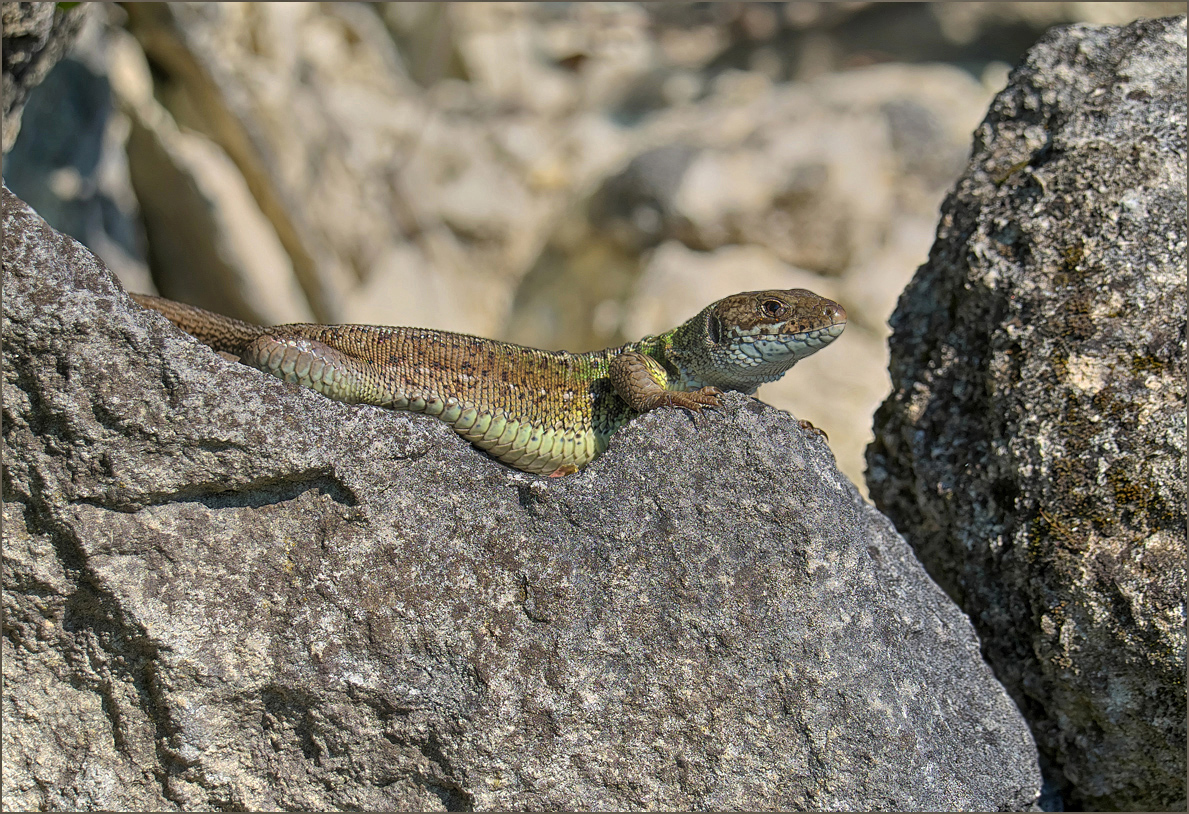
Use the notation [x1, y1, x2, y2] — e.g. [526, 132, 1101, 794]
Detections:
[4, 1, 1183, 491]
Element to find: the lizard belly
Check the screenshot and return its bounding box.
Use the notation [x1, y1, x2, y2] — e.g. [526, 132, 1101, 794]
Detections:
[452, 411, 604, 475]
[476, 423, 597, 474]
[440, 360, 628, 475]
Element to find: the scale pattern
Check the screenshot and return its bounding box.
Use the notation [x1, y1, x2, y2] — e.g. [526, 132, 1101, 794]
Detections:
[243, 324, 633, 474]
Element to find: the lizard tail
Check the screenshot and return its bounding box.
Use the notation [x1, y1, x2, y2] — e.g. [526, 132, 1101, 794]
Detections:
[129, 293, 267, 355]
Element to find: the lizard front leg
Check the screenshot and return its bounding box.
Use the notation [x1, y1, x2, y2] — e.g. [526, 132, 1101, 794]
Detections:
[608, 351, 723, 413]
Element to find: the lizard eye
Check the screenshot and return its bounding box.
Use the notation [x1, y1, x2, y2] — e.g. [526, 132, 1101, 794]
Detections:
[760, 298, 786, 318]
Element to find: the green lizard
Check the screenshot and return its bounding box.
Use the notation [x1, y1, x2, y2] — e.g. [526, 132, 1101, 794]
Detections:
[129, 290, 846, 476]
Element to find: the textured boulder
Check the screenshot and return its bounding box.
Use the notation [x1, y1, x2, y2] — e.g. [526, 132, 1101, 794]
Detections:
[2, 186, 1041, 810]
[867, 17, 1186, 812]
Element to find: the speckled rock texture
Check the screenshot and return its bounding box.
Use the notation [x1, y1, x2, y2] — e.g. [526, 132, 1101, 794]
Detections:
[867, 17, 1186, 812]
[2, 186, 1041, 811]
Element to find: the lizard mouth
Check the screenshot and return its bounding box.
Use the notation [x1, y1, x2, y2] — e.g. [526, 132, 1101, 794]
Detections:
[777, 303, 847, 348]
[729, 319, 846, 363]
[798, 322, 846, 344]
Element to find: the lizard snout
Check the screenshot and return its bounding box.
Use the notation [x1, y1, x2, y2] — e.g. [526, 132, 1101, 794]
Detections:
[824, 300, 847, 326]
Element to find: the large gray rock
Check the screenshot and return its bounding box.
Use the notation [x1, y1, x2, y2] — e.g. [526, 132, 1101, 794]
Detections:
[1, 186, 1041, 810]
[867, 17, 1187, 812]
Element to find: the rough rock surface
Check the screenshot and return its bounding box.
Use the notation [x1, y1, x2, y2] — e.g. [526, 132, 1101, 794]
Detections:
[867, 17, 1186, 812]
[2, 186, 1042, 810]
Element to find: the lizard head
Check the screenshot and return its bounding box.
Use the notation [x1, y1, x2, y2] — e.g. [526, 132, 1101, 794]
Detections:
[695, 289, 847, 390]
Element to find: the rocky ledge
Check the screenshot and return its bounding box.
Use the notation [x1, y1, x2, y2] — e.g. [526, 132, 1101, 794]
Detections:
[2, 185, 1039, 810]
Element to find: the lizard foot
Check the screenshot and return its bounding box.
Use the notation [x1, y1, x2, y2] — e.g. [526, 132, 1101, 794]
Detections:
[798, 418, 828, 440]
[660, 386, 724, 412]
[548, 464, 580, 478]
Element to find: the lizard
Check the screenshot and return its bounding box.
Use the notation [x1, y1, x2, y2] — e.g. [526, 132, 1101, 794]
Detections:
[129, 289, 846, 476]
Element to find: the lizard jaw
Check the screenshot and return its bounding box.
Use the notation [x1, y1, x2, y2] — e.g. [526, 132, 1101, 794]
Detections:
[729, 320, 846, 364]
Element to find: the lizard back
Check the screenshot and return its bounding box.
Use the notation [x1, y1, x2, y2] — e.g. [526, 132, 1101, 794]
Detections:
[283, 323, 624, 430]
[228, 320, 633, 475]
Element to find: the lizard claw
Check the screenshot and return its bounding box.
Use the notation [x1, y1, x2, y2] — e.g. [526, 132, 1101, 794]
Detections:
[666, 386, 723, 412]
[695, 385, 724, 407]
[797, 418, 828, 440]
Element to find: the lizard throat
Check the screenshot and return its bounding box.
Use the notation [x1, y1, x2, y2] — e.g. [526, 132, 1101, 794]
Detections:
[681, 321, 845, 392]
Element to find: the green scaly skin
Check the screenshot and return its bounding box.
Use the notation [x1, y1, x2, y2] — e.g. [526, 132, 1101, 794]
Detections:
[130, 290, 846, 476]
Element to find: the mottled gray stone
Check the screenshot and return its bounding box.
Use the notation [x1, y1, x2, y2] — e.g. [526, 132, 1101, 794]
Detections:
[3, 186, 1040, 810]
[867, 17, 1186, 812]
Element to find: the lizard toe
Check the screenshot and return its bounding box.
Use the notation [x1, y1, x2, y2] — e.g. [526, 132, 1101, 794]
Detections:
[798, 418, 828, 440]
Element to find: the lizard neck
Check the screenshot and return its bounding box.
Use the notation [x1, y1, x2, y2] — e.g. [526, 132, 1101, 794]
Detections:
[623, 321, 748, 393]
